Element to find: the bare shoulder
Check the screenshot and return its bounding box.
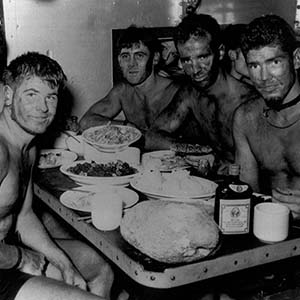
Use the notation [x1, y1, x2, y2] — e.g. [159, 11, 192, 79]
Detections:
[94, 82, 127, 103]
[85, 82, 127, 112]
[234, 93, 264, 126]
[226, 74, 258, 103]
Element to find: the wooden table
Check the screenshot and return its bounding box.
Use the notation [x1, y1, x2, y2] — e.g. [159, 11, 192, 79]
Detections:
[33, 168, 300, 290]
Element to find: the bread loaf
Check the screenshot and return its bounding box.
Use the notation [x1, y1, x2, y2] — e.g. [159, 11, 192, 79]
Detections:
[120, 200, 219, 263]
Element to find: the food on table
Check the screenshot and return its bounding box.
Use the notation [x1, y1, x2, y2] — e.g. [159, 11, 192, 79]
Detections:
[39, 152, 62, 167]
[65, 192, 94, 210]
[83, 125, 141, 146]
[38, 150, 77, 169]
[120, 200, 220, 263]
[143, 151, 188, 171]
[171, 143, 213, 155]
[67, 160, 138, 177]
[135, 169, 215, 197]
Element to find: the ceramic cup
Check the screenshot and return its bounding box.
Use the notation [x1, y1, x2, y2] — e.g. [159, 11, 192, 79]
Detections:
[91, 191, 123, 231]
[253, 202, 290, 243]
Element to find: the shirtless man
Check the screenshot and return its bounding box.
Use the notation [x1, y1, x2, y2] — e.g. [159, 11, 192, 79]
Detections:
[233, 15, 300, 219]
[79, 25, 190, 149]
[149, 14, 258, 173]
[0, 52, 115, 300]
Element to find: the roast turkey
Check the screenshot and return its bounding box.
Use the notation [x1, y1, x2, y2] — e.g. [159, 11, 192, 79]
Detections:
[120, 200, 219, 263]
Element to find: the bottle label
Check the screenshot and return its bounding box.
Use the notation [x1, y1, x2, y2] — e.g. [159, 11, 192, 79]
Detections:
[229, 184, 249, 193]
[219, 198, 251, 234]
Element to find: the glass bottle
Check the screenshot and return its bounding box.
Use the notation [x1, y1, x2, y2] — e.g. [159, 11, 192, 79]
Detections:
[214, 164, 253, 235]
[67, 116, 80, 133]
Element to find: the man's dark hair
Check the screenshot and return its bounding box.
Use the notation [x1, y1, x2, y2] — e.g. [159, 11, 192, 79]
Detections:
[174, 13, 221, 53]
[241, 14, 297, 56]
[222, 24, 247, 71]
[223, 24, 247, 51]
[3, 51, 67, 91]
[117, 25, 161, 55]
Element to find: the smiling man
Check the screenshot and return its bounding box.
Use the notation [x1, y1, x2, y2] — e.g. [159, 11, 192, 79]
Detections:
[0, 52, 120, 300]
[79, 25, 186, 143]
[234, 15, 300, 219]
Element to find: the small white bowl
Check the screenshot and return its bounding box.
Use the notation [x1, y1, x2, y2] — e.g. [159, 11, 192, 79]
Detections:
[83, 143, 140, 166]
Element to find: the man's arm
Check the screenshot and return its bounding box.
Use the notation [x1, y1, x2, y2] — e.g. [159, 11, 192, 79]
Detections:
[144, 86, 192, 150]
[233, 106, 260, 191]
[0, 143, 24, 270]
[16, 149, 86, 288]
[79, 84, 124, 131]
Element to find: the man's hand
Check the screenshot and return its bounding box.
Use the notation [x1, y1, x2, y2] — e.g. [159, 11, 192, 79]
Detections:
[45, 259, 87, 291]
[19, 248, 47, 276]
[184, 154, 215, 177]
[19, 248, 87, 291]
[272, 188, 300, 219]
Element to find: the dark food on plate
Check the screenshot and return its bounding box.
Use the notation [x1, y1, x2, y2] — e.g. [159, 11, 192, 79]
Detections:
[172, 143, 213, 155]
[121, 200, 219, 263]
[67, 160, 138, 177]
[84, 125, 140, 145]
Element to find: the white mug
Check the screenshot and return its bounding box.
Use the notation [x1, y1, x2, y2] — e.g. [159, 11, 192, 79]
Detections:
[253, 202, 290, 243]
[91, 191, 123, 231]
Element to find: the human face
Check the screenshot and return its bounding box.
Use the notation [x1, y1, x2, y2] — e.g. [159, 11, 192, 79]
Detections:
[118, 42, 153, 85]
[10, 76, 58, 135]
[246, 45, 295, 109]
[177, 36, 219, 89]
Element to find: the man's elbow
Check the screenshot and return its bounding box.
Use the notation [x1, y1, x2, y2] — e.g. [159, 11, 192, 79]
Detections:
[78, 115, 90, 132]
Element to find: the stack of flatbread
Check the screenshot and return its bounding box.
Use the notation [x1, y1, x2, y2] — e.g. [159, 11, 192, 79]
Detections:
[120, 200, 219, 263]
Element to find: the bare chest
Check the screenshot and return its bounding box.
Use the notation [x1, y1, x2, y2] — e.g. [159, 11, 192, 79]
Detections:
[122, 85, 178, 129]
[192, 95, 238, 151]
[250, 121, 300, 176]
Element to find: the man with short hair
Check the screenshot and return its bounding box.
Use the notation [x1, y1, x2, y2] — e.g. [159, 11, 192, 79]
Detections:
[234, 15, 300, 218]
[79, 25, 193, 149]
[0, 52, 116, 300]
[149, 14, 258, 174]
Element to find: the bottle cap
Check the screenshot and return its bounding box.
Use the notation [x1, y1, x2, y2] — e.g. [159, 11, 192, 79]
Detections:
[229, 164, 240, 176]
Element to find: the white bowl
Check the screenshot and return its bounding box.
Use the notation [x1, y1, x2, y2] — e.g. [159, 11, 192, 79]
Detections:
[130, 174, 217, 200]
[82, 125, 142, 153]
[60, 187, 139, 212]
[60, 160, 140, 187]
[84, 143, 140, 166]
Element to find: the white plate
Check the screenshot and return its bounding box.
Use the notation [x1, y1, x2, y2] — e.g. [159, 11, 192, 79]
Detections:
[130, 175, 217, 200]
[82, 125, 142, 153]
[60, 187, 139, 212]
[142, 150, 189, 172]
[38, 149, 77, 169]
[60, 160, 140, 187]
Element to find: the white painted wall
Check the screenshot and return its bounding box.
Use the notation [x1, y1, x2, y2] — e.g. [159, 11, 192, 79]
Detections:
[2, 0, 296, 118]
